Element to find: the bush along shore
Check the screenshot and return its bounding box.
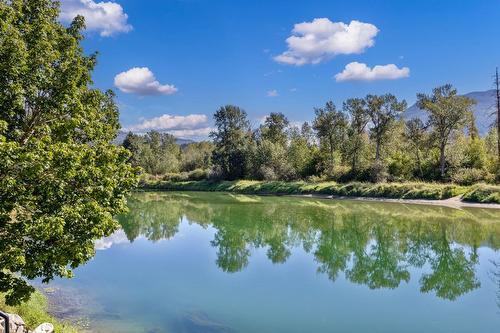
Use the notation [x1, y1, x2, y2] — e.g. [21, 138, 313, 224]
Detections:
[140, 179, 500, 204]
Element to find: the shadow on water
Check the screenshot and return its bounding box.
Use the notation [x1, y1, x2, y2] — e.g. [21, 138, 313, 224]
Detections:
[116, 191, 500, 303]
[172, 311, 235, 333]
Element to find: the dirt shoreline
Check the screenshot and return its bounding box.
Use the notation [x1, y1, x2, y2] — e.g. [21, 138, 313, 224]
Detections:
[289, 193, 500, 209]
[143, 187, 500, 210]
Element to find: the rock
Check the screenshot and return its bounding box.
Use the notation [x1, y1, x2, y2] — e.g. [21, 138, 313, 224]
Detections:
[0, 313, 28, 333]
[0, 313, 53, 333]
[33, 323, 54, 333]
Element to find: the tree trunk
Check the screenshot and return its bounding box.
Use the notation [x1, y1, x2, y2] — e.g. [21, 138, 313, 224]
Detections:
[329, 136, 335, 170]
[439, 142, 446, 179]
[416, 148, 423, 178]
[495, 68, 500, 176]
[375, 137, 381, 162]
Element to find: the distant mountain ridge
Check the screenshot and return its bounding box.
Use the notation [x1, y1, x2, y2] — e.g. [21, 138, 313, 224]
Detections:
[405, 89, 497, 136]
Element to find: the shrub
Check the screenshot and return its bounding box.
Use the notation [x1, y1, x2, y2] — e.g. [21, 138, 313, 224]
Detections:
[327, 165, 351, 182]
[462, 184, 500, 203]
[370, 162, 388, 183]
[187, 169, 209, 181]
[451, 168, 494, 186]
[163, 169, 209, 182]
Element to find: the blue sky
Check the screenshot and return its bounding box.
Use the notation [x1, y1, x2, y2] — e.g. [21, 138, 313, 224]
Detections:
[60, 0, 500, 139]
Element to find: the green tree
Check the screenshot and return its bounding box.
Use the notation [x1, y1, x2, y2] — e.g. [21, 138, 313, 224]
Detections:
[313, 101, 348, 173]
[181, 141, 214, 171]
[260, 112, 289, 146]
[0, 0, 138, 305]
[404, 118, 427, 178]
[142, 131, 180, 175]
[287, 126, 314, 178]
[366, 94, 407, 163]
[417, 84, 475, 178]
[343, 98, 369, 172]
[210, 105, 250, 180]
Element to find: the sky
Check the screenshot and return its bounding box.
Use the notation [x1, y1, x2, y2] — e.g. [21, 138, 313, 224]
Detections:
[59, 0, 500, 140]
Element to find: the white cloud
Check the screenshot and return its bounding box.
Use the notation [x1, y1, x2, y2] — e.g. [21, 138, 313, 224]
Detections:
[335, 62, 410, 82]
[60, 0, 132, 37]
[123, 114, 212, 139]
[267, 89, 279, 97]
[114, 67, 178, 95]
[274, 18, 379, 66]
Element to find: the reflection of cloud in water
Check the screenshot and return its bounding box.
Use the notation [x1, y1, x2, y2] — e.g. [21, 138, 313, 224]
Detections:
[94, 230, 130, 250]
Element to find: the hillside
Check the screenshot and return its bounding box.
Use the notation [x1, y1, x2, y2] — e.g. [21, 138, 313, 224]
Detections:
[405, 89, 497, 136]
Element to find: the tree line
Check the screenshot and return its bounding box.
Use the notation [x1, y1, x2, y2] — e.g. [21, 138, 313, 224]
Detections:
[124, 84, 500, 185]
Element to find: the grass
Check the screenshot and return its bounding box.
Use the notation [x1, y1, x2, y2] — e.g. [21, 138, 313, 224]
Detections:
[462, 184, 500, 204]
[141, 179, 474, 201]
[1, 291, 80, 333]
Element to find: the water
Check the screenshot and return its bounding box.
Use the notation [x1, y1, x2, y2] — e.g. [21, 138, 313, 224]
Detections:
[47, 191, 500, 333]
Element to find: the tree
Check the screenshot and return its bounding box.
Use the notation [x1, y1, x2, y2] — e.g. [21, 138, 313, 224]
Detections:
[287, 126, 315, 178]
[417, 84, 475, 178]
[343, 98, 369, 172]
[313, 101, 348, 173]
[494, 68, 500, 176]
[404, 118, 427, 178]
[366, 94, 407, 162]
[260, 112, 289, 146]
[210, 105, 250, 180]
[181, 141, 214, 171]
[0, 0, 138, 305]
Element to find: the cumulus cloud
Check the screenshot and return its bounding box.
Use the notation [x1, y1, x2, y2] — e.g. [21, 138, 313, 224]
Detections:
[267, 89, 279, 97]
[123, 114, 212, 139]
[114, 67, 178, 95]
[274, 18, 379, 66]
[335, 62, 410, 82]
[60, 0, 132, 37]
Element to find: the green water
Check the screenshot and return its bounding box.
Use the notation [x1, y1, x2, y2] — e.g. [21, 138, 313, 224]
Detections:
[50, 191, 500, 333]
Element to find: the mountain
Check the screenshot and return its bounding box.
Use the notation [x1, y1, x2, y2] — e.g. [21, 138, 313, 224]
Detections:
[112, 131, 195, 146]
[405, 89, 497, 136]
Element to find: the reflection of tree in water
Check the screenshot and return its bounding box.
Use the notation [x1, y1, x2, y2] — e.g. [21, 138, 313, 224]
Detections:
[493, 260, 500, 309]
[119, 192, 500, 301]
[117, 194, 184, 242]
[346, 225, 410, 290]
[419, 227, 480, 300]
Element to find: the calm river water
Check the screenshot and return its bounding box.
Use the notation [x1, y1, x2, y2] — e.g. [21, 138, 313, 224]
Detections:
[48, 191, 500, 333]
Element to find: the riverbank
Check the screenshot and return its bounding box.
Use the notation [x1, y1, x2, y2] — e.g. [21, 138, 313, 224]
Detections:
[1, 291, 80, 333]
[140, 179, 500, 207]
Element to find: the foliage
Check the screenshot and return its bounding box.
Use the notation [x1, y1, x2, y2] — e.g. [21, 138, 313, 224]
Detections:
[451, 168, 494, 186]
[181, 141, 213, 171]
[142, 180, 470, 201]
[126, 85, 499, 188]
[210, 105, 250, 180]
[366, 94, 407, 161]
[417, 84, 475, 177]
[461, 184, 500, 203]
[161, 169, 209, 182]
[124, 131, 180, 175]
[0, 0, 138, 305]
[313, 101, 348, 174]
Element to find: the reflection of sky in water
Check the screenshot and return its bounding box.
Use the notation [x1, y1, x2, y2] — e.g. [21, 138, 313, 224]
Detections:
[94, 230, 130, 250]
[50, 192, 500, 333]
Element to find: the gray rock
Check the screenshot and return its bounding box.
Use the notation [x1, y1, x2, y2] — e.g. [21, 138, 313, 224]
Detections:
[33, 323, 54, 333]
[0, 313, 53, 333]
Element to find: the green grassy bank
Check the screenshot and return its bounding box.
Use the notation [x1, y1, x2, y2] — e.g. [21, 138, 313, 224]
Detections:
[1, 291, 80, 333]
[140, 179, 500, 203]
